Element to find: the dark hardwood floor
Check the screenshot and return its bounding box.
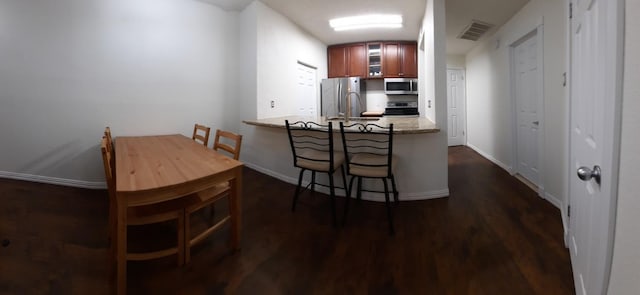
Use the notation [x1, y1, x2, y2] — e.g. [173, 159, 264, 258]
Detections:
[0, 146, 574, 294]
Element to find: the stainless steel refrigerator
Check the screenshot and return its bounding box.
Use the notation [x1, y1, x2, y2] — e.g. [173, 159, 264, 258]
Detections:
[321, 77, 366, 119]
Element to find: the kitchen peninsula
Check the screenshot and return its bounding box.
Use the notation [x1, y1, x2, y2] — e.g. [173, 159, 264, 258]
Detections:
[243, 116, 439, 134]
[241, 116, 449, 201]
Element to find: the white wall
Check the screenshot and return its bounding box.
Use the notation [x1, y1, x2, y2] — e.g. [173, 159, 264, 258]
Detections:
[420, 0, 449, 191]
[238, 1, 258, 123]
[364, 80, 388, 112]
[607, 1, 640, 293]
[0, 0, 238, 186]
[464, 0, 567, 207]
[446, 55, 466, 68]
[420, 0, 437, 122]
[421, 0, 448, 127]
[254, 1, 327, 119]
[237, 1, 329, 175]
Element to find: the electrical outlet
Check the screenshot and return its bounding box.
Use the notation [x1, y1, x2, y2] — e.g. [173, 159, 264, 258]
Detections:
[270, 100, 275, 108]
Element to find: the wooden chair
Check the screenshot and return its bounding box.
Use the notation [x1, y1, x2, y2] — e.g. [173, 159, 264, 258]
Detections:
[213, 129, 243, 160]
[285, 120, 347, 227]
[192, 124, 211, 146]
[339, 122, 398, 235]
[101, 136, 191, 266]
[183, 129, 243, 263]
[104, 127, 115, 252]
[104, 127, 113, 150]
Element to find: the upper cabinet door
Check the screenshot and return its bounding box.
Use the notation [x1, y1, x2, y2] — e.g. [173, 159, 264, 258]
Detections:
[401, 43, 418, 78]
[383, 42, 417, 78]
[367, 43, 383, 78]
[328, 46, 348, 78]
[327, 43, 366, 78]
[347, 44, 367, 78]
[383, 43, 401, 77]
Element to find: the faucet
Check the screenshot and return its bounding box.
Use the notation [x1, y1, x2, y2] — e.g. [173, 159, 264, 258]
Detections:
[343, 91, 361, 122]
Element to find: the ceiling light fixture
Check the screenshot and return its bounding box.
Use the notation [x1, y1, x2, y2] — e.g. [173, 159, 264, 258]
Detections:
[329, 14, 403, 31]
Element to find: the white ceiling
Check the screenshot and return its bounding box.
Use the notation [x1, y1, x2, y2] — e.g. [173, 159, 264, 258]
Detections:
[200, 0, 530, 55]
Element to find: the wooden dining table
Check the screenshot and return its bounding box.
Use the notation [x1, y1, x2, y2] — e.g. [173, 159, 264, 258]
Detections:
[114, 134, 243, 294]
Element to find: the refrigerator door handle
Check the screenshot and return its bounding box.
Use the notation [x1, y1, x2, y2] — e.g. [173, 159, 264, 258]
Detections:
[337, 82, 342, 116]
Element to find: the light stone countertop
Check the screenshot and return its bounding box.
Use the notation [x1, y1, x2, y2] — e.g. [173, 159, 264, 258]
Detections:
[243, 116, 440, 134]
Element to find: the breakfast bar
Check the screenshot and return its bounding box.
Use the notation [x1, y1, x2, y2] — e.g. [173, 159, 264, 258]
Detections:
[241, 116, 449, 201]
[243, 116, 440, 134]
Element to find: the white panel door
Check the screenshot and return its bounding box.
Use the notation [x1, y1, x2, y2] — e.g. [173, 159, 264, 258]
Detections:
[296, 63, 317, 117]
[513, 32, 540, 185]
[447, 69, 466, 146]
[568, 0, 621, 294]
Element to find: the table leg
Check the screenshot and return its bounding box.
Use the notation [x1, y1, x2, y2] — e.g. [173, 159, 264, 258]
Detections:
[116, 200, 127, 294]
[229, 167, 242, 251]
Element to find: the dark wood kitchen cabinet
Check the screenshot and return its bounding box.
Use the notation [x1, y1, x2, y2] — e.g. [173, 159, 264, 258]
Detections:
[328, 41, 417, 79]
[327, 43, 367, 78]
[383, 42, 417, 78]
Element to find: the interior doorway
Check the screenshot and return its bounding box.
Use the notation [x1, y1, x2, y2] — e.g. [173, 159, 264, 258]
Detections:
[510, 27, 544, 190]
[447, 68, 466, 146]
[296, 61, 318, 117]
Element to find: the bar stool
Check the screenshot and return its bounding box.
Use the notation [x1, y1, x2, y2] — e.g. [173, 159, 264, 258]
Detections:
[339, 122, 398, 235]
[285, 120, 348, 227]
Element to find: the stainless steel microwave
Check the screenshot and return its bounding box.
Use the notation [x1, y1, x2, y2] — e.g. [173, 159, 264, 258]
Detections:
[384, 78, 418, 95]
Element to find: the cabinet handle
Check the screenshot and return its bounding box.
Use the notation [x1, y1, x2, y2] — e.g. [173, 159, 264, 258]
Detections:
[399, 73, 404, 76]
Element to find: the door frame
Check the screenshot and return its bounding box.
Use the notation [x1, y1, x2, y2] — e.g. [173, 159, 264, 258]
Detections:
[446, 66, 467, 146]
[508, 21, 545, 197]
[566, 0, 624, 292]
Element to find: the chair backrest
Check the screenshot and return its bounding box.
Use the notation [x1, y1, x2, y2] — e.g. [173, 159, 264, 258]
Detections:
[100, 136, 116, 200]
[192, 124, 211, 146]
[213, 129, 243, 160]
[339, 122, 394, 177]
[285, 120, 336, 171]
[105, 126, 114, 149]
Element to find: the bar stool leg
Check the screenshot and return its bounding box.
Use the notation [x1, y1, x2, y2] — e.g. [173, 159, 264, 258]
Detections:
[328, 172, 337, 227]
[356, 177, 363, 202]
[390, 174, 399, 204]
[292, 169, 305, 212]
[341, 166, 349, 199]
[311, 171, 316, 193]
[343, 174, 356, 226]
[382, 178, 395, 235]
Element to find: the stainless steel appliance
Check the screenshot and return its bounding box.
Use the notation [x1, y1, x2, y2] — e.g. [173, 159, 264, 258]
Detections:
[384, 101, 419, 117]
[321, 77, 366, 119]
[384, 78, 419, 95]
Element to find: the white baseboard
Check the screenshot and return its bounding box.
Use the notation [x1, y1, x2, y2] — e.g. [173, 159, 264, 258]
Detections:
[243, 162, 349, 197]
[561, 202, 569, 245]
[544, 192, 562, 210]
[466, 143, 513, 173]
[242, 162, 299, 186]
[545, 191, 569, 242]
[0, 171, 106, 190]
[243, 163, 450, 202]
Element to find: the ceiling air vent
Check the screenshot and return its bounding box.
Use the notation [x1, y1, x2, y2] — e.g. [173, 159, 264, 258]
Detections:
[457, 20, 494, 41]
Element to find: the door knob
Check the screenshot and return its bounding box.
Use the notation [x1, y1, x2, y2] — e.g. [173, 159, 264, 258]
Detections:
[577, 165, 601, 185]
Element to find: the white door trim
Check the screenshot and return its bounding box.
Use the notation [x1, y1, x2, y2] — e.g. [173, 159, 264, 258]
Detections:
[509, 23, 545, 197]
[563, 0, 572, 242]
